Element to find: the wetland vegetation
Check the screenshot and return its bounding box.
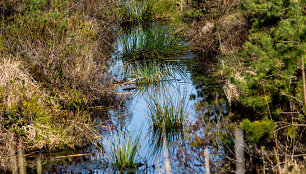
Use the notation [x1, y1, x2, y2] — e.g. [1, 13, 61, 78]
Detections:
[1, 0, 305, 173]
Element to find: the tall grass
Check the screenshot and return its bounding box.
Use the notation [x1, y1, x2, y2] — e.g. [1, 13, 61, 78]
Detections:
[101, 133, 142, 169]
[118, 24, 187, 60]
[147, 89, 188, 129]
[117, 0, 181, 24]
[118, 0, 154, 24]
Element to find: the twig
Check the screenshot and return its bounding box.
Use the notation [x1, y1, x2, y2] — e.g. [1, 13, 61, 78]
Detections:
[281, 92, 303, 104]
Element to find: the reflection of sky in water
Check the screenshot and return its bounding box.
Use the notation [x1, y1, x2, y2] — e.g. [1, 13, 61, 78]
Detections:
[25, 24, 227, 173]
[107, 57, 199, 168]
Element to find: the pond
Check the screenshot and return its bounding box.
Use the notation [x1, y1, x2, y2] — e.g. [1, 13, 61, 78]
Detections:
[15, 23, 230, 173]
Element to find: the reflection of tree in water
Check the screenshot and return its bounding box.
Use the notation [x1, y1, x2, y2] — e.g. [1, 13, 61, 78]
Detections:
[175, 56, 237, 173]
[147, 127, 184, 161]
[108, 100, 133, 132]
[185, 56, 228, 117]
[176, 111, 236, 173]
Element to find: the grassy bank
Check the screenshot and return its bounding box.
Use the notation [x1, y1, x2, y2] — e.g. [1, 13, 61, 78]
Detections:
[0, 0, 120, 172]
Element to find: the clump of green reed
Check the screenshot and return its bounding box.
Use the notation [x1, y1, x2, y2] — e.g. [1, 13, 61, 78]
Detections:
[118, 0, 154, 24]
[118, 24, 187, 60]
[102, 133, 142, 169]
[116, 0, 183, 24]
[147, 90, 188, 129]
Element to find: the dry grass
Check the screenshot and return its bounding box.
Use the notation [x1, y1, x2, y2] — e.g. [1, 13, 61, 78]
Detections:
[0, 58, 94, 150]
[185, 0, 248, 55]
[0, 2, 121, 171]
[279, 159, 306, 174]
[223, 79, 240, 106]
[0, 58, 39, 107]
[1, 0, 118, 103]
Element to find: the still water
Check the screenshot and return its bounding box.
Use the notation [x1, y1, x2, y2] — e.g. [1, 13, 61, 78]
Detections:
[17, 23, 228, 174]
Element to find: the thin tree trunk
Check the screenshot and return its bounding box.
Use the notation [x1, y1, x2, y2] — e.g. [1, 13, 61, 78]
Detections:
[204, 147, 210, 174]
[235, 128, 246, 174]
[17, 143, 26, 174]
[302, 54, 306, 105]
[36, 154, 42, 174]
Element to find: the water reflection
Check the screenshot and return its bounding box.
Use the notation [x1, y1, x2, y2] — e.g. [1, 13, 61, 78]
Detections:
[122, 60, 188, 98]
[6, 134, 27, 174]
[148, 127, 184, 160]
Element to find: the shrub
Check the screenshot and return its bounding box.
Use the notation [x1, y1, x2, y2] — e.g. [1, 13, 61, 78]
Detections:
[240, 117, 275, 143]
[228, 0, 305, 116]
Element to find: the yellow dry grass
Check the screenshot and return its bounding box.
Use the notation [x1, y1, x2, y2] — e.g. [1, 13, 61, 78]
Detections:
[0, 57, 40, 107]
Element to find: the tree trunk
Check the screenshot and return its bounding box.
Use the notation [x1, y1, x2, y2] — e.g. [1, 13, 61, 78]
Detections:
[235, 128, 246, 174]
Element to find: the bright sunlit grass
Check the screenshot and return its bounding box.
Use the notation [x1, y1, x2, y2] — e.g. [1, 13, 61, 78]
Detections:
[118, 24, 187, 60]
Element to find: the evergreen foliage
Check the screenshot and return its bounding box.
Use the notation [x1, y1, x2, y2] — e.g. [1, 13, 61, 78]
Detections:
[240, 117, 275, 142]
[232, 0, 305, 116]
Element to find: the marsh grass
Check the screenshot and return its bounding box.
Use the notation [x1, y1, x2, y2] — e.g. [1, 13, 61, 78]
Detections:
[118, 24, 187, 60]
[117, 0, 182, 24]
[147, 89, 188, 130]
[125, 61, 178, 84]
[101, 133, 142, 169]
[118, 0, 154, 24]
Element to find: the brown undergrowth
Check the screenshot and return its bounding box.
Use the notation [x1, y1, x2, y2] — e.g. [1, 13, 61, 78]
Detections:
[0, 0, 121, 172]
[184, 0, 249, 55]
